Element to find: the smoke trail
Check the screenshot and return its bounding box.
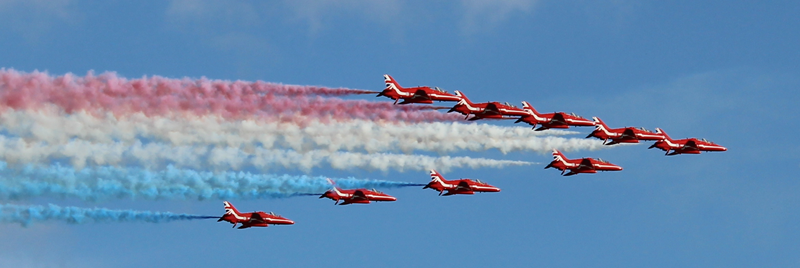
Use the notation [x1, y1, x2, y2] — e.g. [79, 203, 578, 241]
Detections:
[0, 203, 216, 227]
[0, 108, 581, 154]
[0, 162, 423, 201]
[302, 151, 534, 172]
[0, 136, 534, 172]
[0, 69, 457, 123]
[0, 68, 373, 97]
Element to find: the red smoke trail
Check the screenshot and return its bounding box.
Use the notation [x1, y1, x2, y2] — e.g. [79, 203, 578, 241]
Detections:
[0, 69, 462, 123]
[0, 69, 374, 97]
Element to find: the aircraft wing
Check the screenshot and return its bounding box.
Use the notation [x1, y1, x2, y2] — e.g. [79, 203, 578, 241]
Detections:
[620, 128, 637, 140]
[352, 190, 368, 201]
[682, 140, 699, 151]
[411, 89, 431, 100]
[482, 103, 501, 116]
[456, 181, 472, 191]
[577, 159, 595, 171]
[248, 213, 265, 224]
[550, 113, 567, 125]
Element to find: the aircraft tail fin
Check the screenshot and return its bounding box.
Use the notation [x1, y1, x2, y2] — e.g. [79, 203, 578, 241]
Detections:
[592, 117, 610, 131]
[521, 101, 539, 115]
[384, 74, 402, 91]
[429, 169, 446, 183]
[551, 149, 568, 164]
[326, 178, 344, 193]
[426, 169, 448, 194]
[655, 128, 672, 141]
[223, 201, 243, 217]
[454, 90, 472, 105]
[520, 101, 545, 124]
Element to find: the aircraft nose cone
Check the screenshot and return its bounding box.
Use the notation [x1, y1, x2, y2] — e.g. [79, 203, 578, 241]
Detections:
[721, 147, 728, 151]
[613, 166, 623, 171]
[387, 196, 397, 201]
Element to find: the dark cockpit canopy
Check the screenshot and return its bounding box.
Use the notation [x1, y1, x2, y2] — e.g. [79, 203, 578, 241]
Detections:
[568, 112, 583, 118]
[503, 102, 517, 108]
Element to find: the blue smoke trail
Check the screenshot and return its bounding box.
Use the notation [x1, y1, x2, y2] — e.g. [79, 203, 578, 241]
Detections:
[0, 203, 217, 227]
[0, 162, 423, 201]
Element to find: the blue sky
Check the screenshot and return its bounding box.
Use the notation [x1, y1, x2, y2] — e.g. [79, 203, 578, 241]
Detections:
[1, 1, 799, 267]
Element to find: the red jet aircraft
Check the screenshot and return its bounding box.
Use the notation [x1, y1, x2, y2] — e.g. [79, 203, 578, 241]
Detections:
[447, 91, 528, 120]
[424, 169, 501, 196]
[319, 179, 397, 205]
[217, 201, 295, 229]
[545, 149, 623, 176]
[515, 101, 595, 131]
[377, 74, 462, 104]
[586, 117, 665, 145]
[648, 128, 728, 155]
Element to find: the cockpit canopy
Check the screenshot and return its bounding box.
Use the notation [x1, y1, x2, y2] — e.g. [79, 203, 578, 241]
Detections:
[475, 179, 485, 184]
[568, 112, 583, 118]
[503, 102, 517, 108]
[370, 188, 383, 194]
[596, 158, 609, 163]
[432, 86, 448, 93]
[268, 211, 280, 217]
[636, 127, 652, 132]
[700, 138, 714, 144]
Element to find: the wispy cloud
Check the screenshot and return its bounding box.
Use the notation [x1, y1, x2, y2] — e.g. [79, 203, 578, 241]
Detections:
[0, 0, 78, 41]
[284, 0, 539, 35]
[585, 69, 777, 130]
[458, 0, 538, 34]
[165, 0, 262, 26]
[282, 0, 403, 34]
[165, 0, 271, 53]
[163, 0, 543, 44]
[166, 0, 405, 38]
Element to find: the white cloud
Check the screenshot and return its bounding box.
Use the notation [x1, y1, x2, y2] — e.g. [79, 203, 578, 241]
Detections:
[458, 0, 538, 34]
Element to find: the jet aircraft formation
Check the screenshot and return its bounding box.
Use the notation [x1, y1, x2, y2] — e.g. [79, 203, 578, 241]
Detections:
[376, 74, 726, 171]
[218, 74, 727, 229]
[218, 169, 498, 229]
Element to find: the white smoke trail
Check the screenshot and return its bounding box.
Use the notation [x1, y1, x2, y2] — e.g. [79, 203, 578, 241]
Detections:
[0, 108, 599, 154]
[0, 136, 533, 172]
[249, 149, 534, 172]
